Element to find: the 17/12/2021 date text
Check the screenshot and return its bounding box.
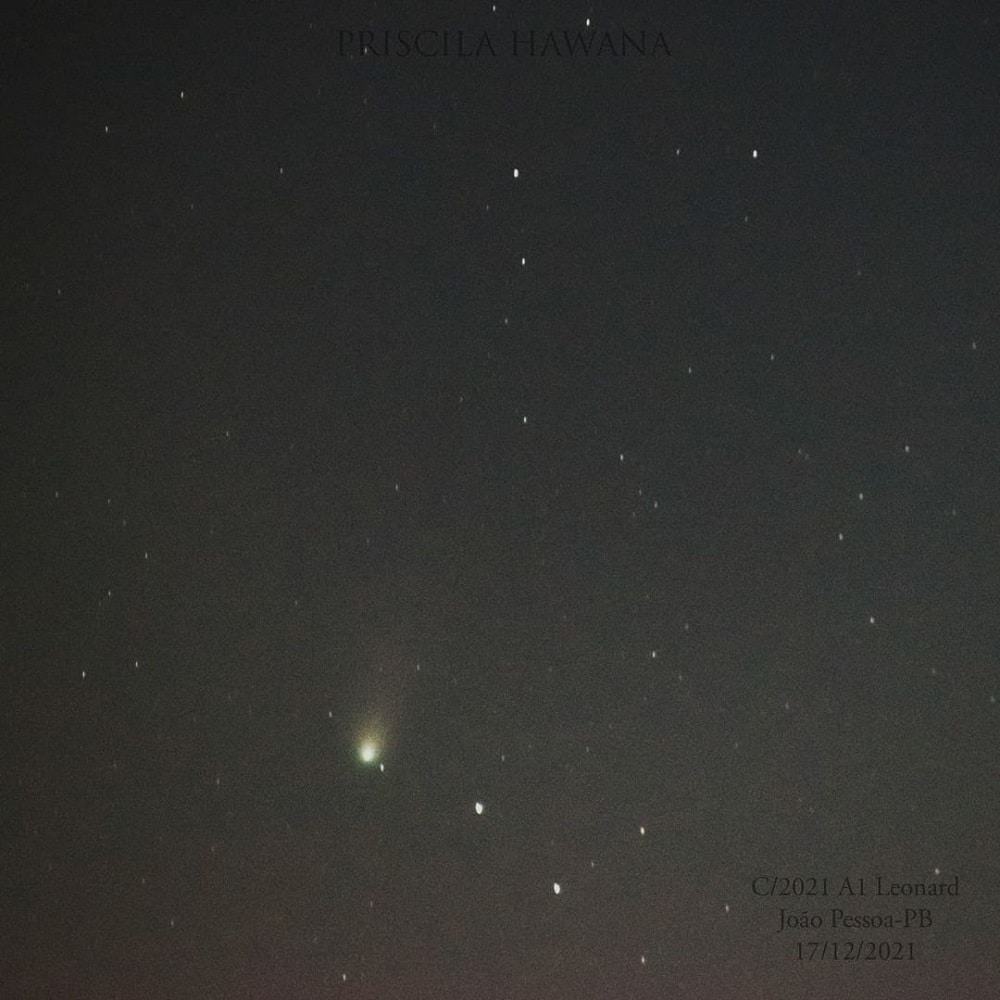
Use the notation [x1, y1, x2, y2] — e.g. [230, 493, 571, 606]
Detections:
[796, 941, 917, 961]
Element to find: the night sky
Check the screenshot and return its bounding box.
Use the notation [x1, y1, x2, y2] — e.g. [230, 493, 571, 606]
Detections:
[4, 2, 1000, 997]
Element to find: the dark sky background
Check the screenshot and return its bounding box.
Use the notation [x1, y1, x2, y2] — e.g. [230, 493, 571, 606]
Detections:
[4, 1, 1000, 997]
